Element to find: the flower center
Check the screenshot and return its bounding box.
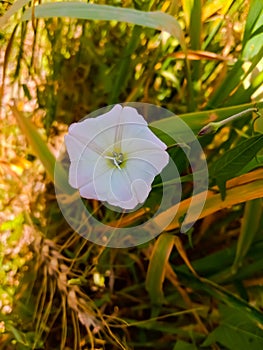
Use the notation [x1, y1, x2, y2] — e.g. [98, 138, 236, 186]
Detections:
[105, 151, 124, 170]
[112, 151, 124, 165]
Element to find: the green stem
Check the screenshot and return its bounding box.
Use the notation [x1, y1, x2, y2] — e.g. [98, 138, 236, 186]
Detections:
[198, 107, 260, 135]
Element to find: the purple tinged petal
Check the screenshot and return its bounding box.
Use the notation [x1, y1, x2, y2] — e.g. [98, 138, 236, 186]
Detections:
[78, 156, 112, 200]
[110, 170, 134, 202]
[64, 134, 85, 161]
[131, 179, 151, 203]
[123, 125, 166, 150]
[65, 104, 169, 209]
[108, 169, 151, 209]
[128, 149, 169, 173]
[121, 138, 169, 174]
[67, 105, 123, 152]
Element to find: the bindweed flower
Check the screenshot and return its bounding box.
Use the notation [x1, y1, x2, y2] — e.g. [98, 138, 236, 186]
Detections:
[64, 104, 169, 210]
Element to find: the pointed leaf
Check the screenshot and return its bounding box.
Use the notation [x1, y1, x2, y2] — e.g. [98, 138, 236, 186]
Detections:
[11, 105, 73, 193]
[203, 305, 263, 350]
[232, 198, 262, 270]
[210, 133, 263, 199]
[146, 233, 175, 306]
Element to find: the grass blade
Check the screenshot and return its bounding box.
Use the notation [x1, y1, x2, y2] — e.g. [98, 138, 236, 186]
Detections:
[210, 133, 263, 199]
[232, 198, 263, 271]
[189, 0, 202, 82]
[152, 169, 263, 232]
[243, 0, 263, 46]
[21, 2, 186, 51]
[107, 25, 142, 104]
[146, 233, 175, 306]
[10, 104, 72, 193]
[0, 0, 30, 27]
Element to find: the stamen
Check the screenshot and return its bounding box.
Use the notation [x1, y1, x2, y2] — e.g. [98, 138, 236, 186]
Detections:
[112, 152, 123, 164]
[104, 151, 124, 170]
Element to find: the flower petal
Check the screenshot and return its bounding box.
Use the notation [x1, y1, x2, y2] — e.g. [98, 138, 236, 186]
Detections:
[121, 130, 167, 158]
[129, 149, 169, 174]
[123, 158, 160, 204]
[109, 169, 133, 202]
[64, 104, 169, 210]
[130, 179, 151, 203]
[66, 138, 102, 188]
[64, 134, 86, 161]
[78, 155, 112, 200]
[121, 138, 169, 174]
[109, 169, 150, 209]
[119, 107, 166, 149]
[67, 105, 124, 153]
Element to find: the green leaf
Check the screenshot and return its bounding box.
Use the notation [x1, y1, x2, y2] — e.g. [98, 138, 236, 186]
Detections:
[206, 0, 263, 109]
[206, 59, 244, 108]
[242, 33, 263, 60]
[11, 105, 73, 194]
[243, 0, 263, 46]
[11, 105, 55, 180]
[108, 25, 142, 104]
[174, 340, 198, 350]
[21, 2, 186, 51]
[202, 305, 263, 350]
[232, 198, 262, 271]
[145, 233, 175, 307]
[210, 133, 263, 200]
[174, 269, 263, 325]
[189, 0, 202, 81]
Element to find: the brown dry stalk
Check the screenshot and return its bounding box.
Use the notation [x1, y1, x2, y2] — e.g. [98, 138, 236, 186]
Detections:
[108, 168, 263, 230]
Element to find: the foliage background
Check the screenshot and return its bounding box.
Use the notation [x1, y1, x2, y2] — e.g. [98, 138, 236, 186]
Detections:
[1, 0, 263, 349]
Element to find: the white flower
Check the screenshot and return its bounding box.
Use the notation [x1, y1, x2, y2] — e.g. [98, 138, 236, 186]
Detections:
[64, 104, 169, 210]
